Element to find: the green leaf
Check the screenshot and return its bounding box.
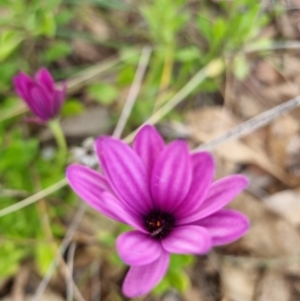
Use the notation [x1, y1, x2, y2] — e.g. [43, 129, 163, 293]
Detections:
[61, 99, 84, 116]
[43, 41, 72, 63]
[35, 243, 55, 275]
[88, 83, 119, 105]
[197, 15, 212, 42]
[109, 252, 124, 267]
[55, 10, 74, 26]
[37, 10, 56, 37]
[176, 47, 200, 62]
[152, 277, 170, 295]
[120, 48, 140, 64]
[170, 254, 195, 268]
[233, 56, 249, 80]
[117, 66, 135, 86]
[168, 269, 191, 292]
[0, 242, 27, 277]
[0, 31, 24, 61]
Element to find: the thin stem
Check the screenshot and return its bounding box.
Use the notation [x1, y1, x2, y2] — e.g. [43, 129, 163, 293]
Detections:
[48, 119, 68, 165]
[113, 46, 152, 138]
[32, 203, 87, 301]
[67, 243, 77, 301]
[0, 178, 68, 217]
[124, 58, 224, 143]
[193, 94, 300, 152]
[153, 43, 174, 112]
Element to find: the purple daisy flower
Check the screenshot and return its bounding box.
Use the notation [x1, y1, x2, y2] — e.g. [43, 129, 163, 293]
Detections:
[13, 68, 66, 123]
[66, 125, 249, 298]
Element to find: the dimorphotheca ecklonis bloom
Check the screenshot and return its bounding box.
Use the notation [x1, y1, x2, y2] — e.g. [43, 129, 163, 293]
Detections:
[66, 125, 249, 298]
[13, 68, 66, 123]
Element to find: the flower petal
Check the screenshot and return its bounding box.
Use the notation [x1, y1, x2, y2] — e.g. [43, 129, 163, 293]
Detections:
[133, 125, 165, 175]
[13, 72, 35, 105]
[175, 152, 214, 217]
[35, 68, 55, 93]
[197, 209, 249, 246]
[151, 140, 192, 211]
[122, 251, 170, 298]
[100, 192, 145, 230]
[66, 165, 143, 229]
[162, 225, 211, 254]
[178, 175, 249, 224]
[53, 82, 67, 113]
[29, 86, 53, 120]
[116, 231, 162, 266]
[95, 137, 153, 214]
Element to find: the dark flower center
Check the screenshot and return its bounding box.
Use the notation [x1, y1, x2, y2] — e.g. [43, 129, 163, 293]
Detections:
[144, 210, 175, 239]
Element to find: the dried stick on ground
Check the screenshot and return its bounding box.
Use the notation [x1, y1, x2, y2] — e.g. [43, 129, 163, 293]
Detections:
[67, 243, 77, 301]
[32, 203, 87, 301]
[113, 46, 152, 138]
[193, 94, 300, 151]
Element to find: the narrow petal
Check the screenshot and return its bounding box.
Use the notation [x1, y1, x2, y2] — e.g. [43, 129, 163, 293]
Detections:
[197, 209, 249, 246]
[178, 175, 249, 224]
[13, 72, 35, 104]
[66, 165, 143, 229]
[162, 225, 211, 254]
[151, 140, 192, 211]
[29, 86, 52, 120]
[117, 231, 162, 266]
[175, 152, 214, 217]
[35, 68, 55, 93]
[122, 251, 170, 298]
[95, 137, 153, 213]
[133, 125, 165, 175]
[53, 82, 67, 114]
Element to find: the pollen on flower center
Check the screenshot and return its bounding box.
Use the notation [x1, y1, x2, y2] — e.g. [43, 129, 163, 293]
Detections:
[144, 210, 175, 239]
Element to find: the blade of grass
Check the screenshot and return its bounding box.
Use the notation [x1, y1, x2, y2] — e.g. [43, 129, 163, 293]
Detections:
[0, 178, 68, 217]
[113, 45, 152, 138]
[124, 58, 225, 142]
[67, 243, 77, 301]
[32, 202, 87, 301]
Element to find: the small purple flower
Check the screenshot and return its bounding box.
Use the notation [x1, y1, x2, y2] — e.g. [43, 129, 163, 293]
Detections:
[13, 68, 66, 123]
[66, 125, 249, 298]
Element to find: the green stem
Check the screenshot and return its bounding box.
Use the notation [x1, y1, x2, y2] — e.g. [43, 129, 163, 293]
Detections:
[48, 119, 67, 165]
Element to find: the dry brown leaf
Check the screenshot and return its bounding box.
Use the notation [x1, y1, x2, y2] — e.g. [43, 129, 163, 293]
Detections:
[235, 95, 267, 118]
[0, 290, 65, 301]
[282, 55, 300, 79]
[72, 39, 103, 62]
[267, 115, 298, 167]
[253, 270, 291, 301]
[183, 288, 205, 301]
[263, 188, 300, 226]
[231, 193, 300, 262]
[254, 60, 280, 85]
[186, 107, 295, 185]
[221, 260, 258, 301]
